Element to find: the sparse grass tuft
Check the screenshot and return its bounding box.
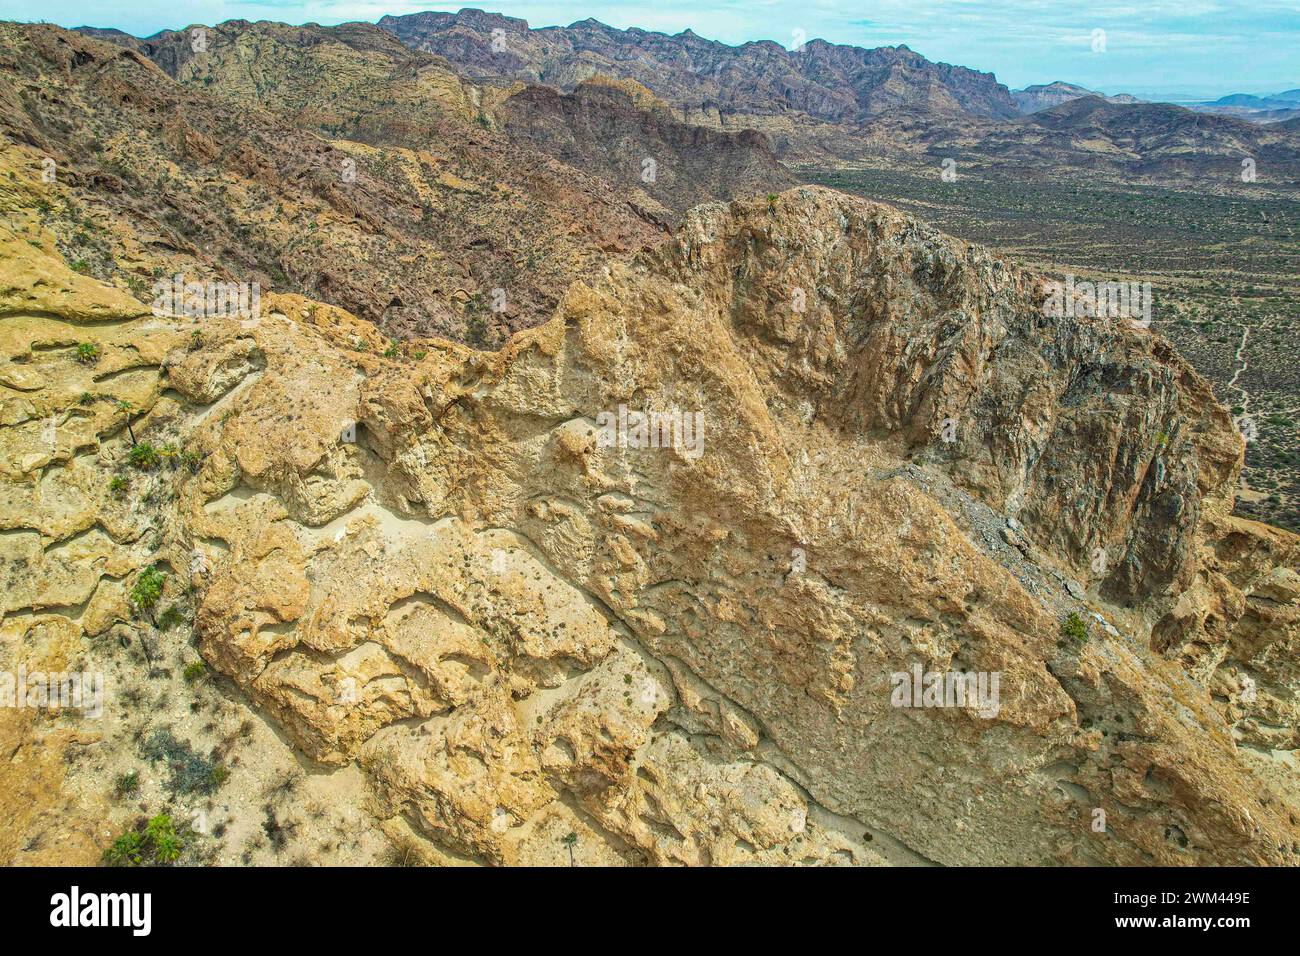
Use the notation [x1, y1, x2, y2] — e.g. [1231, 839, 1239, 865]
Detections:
[157, 605, 186, 631]
[114, 770, 140, 798]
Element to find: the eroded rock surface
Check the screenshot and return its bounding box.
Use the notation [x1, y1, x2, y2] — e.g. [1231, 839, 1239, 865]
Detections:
[3, 184, 1297, 866]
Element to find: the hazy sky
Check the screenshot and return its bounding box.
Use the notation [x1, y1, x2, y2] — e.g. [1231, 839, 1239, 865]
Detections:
[4, 1, 1297, 99]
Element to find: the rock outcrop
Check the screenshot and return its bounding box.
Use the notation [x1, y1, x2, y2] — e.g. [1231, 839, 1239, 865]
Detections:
[4, 175, 1297, 865]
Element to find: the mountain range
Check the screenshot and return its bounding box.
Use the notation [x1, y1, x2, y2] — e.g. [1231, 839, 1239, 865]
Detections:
[374, 9, 1300, 180]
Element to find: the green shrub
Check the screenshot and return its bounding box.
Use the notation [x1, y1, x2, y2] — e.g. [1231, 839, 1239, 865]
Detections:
[124, 274, 151, 299]
[146, 815, 182, 864]
[102, 814, 188, 867]
[108, 475, 128, 497]
[128, 442, 160, 470]
[75, 342, 100, 364]
[103, 830, 144, 866]
[182, 661, 207, 683]
[141, 728, 228, 796]
[129, 566, 166, 612]
[1060, 612, 1089, 645]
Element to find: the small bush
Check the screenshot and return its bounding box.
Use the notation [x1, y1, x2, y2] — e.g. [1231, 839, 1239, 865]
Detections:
[75, 342, 100, 364]
[103, 830, 144, 866]
[146, 814, 183, 864]
[128, 442, 160, 470]
[129, 566, 166, 613]
[1060, 612, 1089, 645]
[182, 661, 207, 683]
[108, 475, 128, 497]
[141, 728, 228, 796]
[102, 814, 187, 867]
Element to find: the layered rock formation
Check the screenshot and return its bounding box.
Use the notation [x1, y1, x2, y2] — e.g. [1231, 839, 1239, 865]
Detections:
[3, 171, 1297, 865]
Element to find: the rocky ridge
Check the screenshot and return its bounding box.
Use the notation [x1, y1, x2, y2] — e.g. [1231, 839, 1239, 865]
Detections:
[379, 10, 1020, 125]
[2, 22, 667, 344]
[498, 77, 795, 224]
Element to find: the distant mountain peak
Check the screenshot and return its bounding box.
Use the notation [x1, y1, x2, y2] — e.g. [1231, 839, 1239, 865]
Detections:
[1013, 81, 1140, 113]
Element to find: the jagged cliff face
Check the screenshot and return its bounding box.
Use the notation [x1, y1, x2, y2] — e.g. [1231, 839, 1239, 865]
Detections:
[499, 78, 795, 224]
[4, 176, 1297, 865]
